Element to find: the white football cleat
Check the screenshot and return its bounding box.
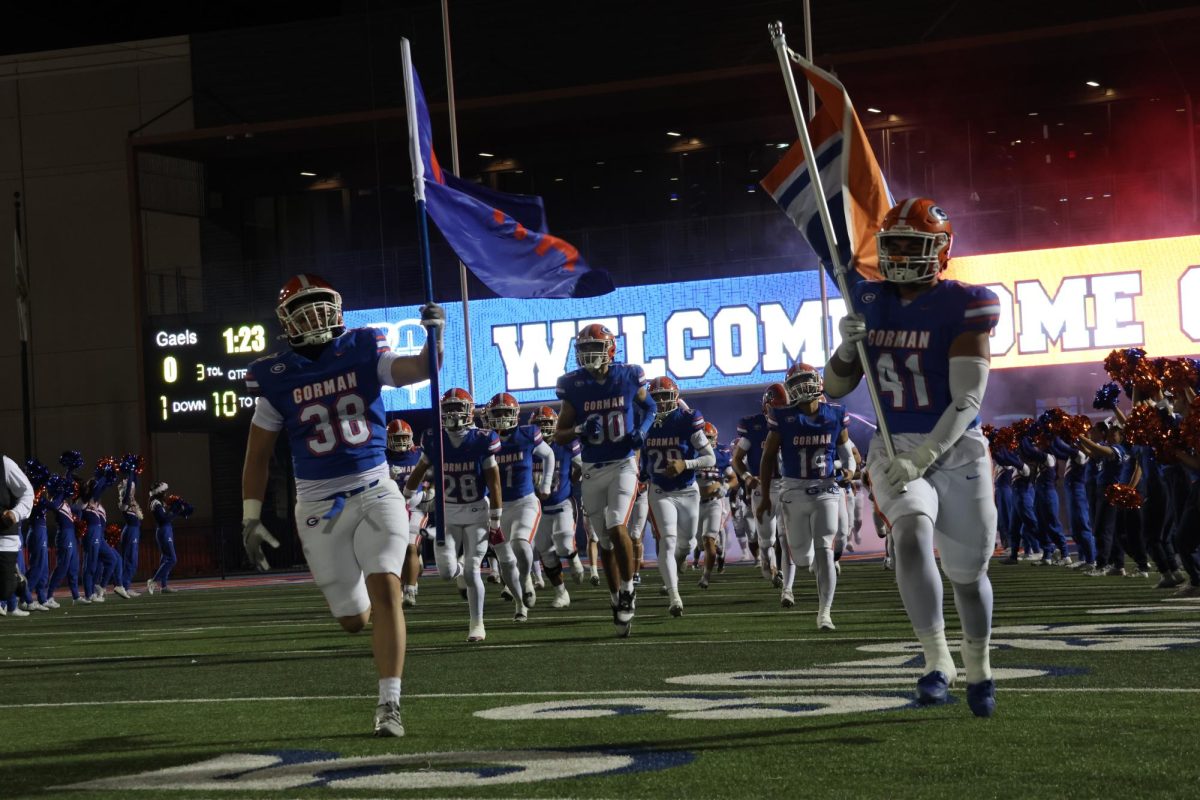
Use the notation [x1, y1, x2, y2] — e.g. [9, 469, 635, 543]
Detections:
[668, 591, 684, 618]
[589, 570, 600, 587]
[550, 586, 570, 609]
[817, 610, 836, 631]
[698, 574, 710, 590]
[401, 588, 417, 609]
[570, 556, 584, 584]
[522, 574, 537, 608]
[533, 572, 545, 590]
[467, 620, 486, 642]
[513, 600, 528, 622]
[780, 589, 795, 609]
[146, 580, 159, 595]
[373, 701, 405, 737]
[113, 586, 131, 599]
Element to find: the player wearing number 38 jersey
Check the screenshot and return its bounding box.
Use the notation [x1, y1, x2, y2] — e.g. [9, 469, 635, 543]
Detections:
[554, 323, 657, 637]
[823, 198, 1001, 718]
[240, 273, 444, 739]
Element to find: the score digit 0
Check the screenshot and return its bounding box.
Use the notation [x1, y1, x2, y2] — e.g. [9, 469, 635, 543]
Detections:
[163, 355, 178, 384]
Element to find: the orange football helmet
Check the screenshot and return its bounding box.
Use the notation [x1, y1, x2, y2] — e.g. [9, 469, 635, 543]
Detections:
[386, 419, 413, 451]
[784, 363, 823, 404]
[703, 421, 718, 447]
[529, 405, 558, 439]
[648, 376, 680, 419]
[876, 198, 953, 284]
[277, 273, 343, 346]
[762, 382, 789, 414]
[440, 388, 474, 432]
[575, 323, 617, 371]
[486, 392, 521, 432]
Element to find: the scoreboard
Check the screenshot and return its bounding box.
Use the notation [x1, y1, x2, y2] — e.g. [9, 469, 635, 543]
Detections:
[145, 322, 274, 431]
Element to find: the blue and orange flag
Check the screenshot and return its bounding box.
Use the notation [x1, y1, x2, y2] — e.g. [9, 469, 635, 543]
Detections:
[761, 52, 893, 283]
[404, 60, 612, 299]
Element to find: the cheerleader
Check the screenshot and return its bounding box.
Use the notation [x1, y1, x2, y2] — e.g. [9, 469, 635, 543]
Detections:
[147, 482, 180, 594]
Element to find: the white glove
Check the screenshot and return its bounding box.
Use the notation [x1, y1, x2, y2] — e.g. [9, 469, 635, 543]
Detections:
[836, 313, 866, 361]
[242, 519, 280, 572]
[883, 445, 937, 493]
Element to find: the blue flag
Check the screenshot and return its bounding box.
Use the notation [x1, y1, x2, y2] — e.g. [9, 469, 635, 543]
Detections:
[406, 64, 613, 299]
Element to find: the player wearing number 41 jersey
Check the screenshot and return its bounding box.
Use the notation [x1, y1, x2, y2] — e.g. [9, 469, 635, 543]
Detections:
[824, 198, 1001, 718]
[404, 389, 504, 643]
[241, 273, 444, 738]
[554, 323, 657, 637]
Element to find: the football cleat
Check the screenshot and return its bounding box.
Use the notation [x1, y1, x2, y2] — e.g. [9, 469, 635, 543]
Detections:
[513, 603, 528, 623]
[533, 573, 545, 590]
[550, 586, 570, 609]
[658, 584, 669, 596]
[456, 571, 468, 600]
[590, 572, 601, 587]
[771, 572, 784, 589]
[401, 588, 417, 609]
[373, 701, 405, 737]
[570, 556, 584, 584]
[500, 586, 513, 602]
[817, 611, 836, 631]
[615, 590, 635, 623]
[633, 571, 641, 585]
[716, 554, 726, 574]
[669, 591, 684, 617]
[611, 605, 632, 638]
[780, 589, 795, 609]
[523, 574, 536, 607]
[915, 670, 952, 705]
[467, 621, 486, 642]
[966, 679, 996, 718]
[698, 574, 710, 590]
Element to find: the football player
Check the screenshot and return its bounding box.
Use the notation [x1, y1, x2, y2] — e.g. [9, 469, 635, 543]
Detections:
[240, 273, 444, 737]
[530, 406, 583, 608]
[734, 385, 787, 582]
[643, 376, 713, 615]
[757, 364, 853, 630]
[822, 198, 1000, 717]
[554, 324, 656, 636]
[386, 419, 428, 608]
[696, 422, 736, 589]
[486, 393, 555, 621]
[404, 389, 503, 639]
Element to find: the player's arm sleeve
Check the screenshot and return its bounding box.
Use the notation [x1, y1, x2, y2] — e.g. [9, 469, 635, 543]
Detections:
[251, 396, 285, 432]
[908, 355, 990, 466]
[634, 387, 656, 437]
[684, 441, 716, 470]
[377, 350, 404, 387]
[533, 440, 555, 494]
[838, 438, 857, 474]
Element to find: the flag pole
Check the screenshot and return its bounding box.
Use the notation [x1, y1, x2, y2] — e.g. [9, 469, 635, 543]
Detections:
[802, 0, 832, 362]
[401, 38, 447, 532]
[767, 21, 900, 463]
[440, 0, 476, 397]
[13, 192, 34, 462]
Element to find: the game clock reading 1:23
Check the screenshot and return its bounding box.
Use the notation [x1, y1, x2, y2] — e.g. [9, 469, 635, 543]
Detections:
[145, 322, 272, 431]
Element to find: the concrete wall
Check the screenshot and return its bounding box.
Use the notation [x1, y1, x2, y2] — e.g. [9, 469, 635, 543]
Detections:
[0, 38, 210, 516]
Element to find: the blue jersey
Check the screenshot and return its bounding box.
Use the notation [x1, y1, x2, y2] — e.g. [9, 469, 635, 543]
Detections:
[536, 440, 580, 506]
[699, 444, 733, 488]
[556, 363, 647, 463]
[769, 402, 845, 480]
[495, 425, 544, 502]
[853, 279, 1000, 435]
[736, 413, 770, 477]
[422, 428, 500, 505]
[387, 447, 423, 485]
[246, 327, 389, 484]
[1099, 443, 1129, 486]
[644, 407, 707, 491]
[1035, 458, 1058, 490]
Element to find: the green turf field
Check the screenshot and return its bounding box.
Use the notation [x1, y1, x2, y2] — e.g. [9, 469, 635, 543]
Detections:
[3, 559, 1199, 799]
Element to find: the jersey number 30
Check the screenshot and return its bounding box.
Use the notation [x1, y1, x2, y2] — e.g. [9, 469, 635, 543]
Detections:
[301, 394, 371, 454]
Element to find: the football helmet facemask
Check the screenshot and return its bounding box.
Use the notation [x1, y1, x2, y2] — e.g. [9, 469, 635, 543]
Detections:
[575, 323, 616, 371]
[876, 198, 954, 285]
[785, 363, 823, 404]
[386, 419, 413, 451]
[277, 273, 344, 346]
[441, 388, 474, 432]
[486, 393, 521, 433]
[648, 376, 680, 420]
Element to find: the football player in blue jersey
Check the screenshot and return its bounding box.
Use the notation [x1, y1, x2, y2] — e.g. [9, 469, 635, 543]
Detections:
[758, 364, 854, 630]
[734, 384, 789, 583]
[486, 393, 555, 622]
[697, 422, 736, 589]
[643, 376, 714, 615]
[554, 323, 657, 637]
[530, 406, 584, 608]
[386, 419, 428, 609]
[823, 198, 1001, 717]
[240, 273, 444, 737]
[404, 388, 504, 642]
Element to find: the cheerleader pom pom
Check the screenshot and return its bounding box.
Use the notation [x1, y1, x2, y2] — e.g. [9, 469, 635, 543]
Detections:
[118, 453, 145, 477]
[1105, 482, 1143, 510]
[1093, 383, 1120, 410]
[59, 450, 84, 472]
[24, 458, 51, 490]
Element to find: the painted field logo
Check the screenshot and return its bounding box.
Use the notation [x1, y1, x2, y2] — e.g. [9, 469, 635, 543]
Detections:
[476, 694, 917, 721]
[60, 747, 693, 792]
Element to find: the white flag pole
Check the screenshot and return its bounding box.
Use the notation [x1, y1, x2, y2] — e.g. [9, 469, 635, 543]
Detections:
[440, 0, 476, 397]
[767, 21, 900, 463]
[803, 0, 832, 363]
